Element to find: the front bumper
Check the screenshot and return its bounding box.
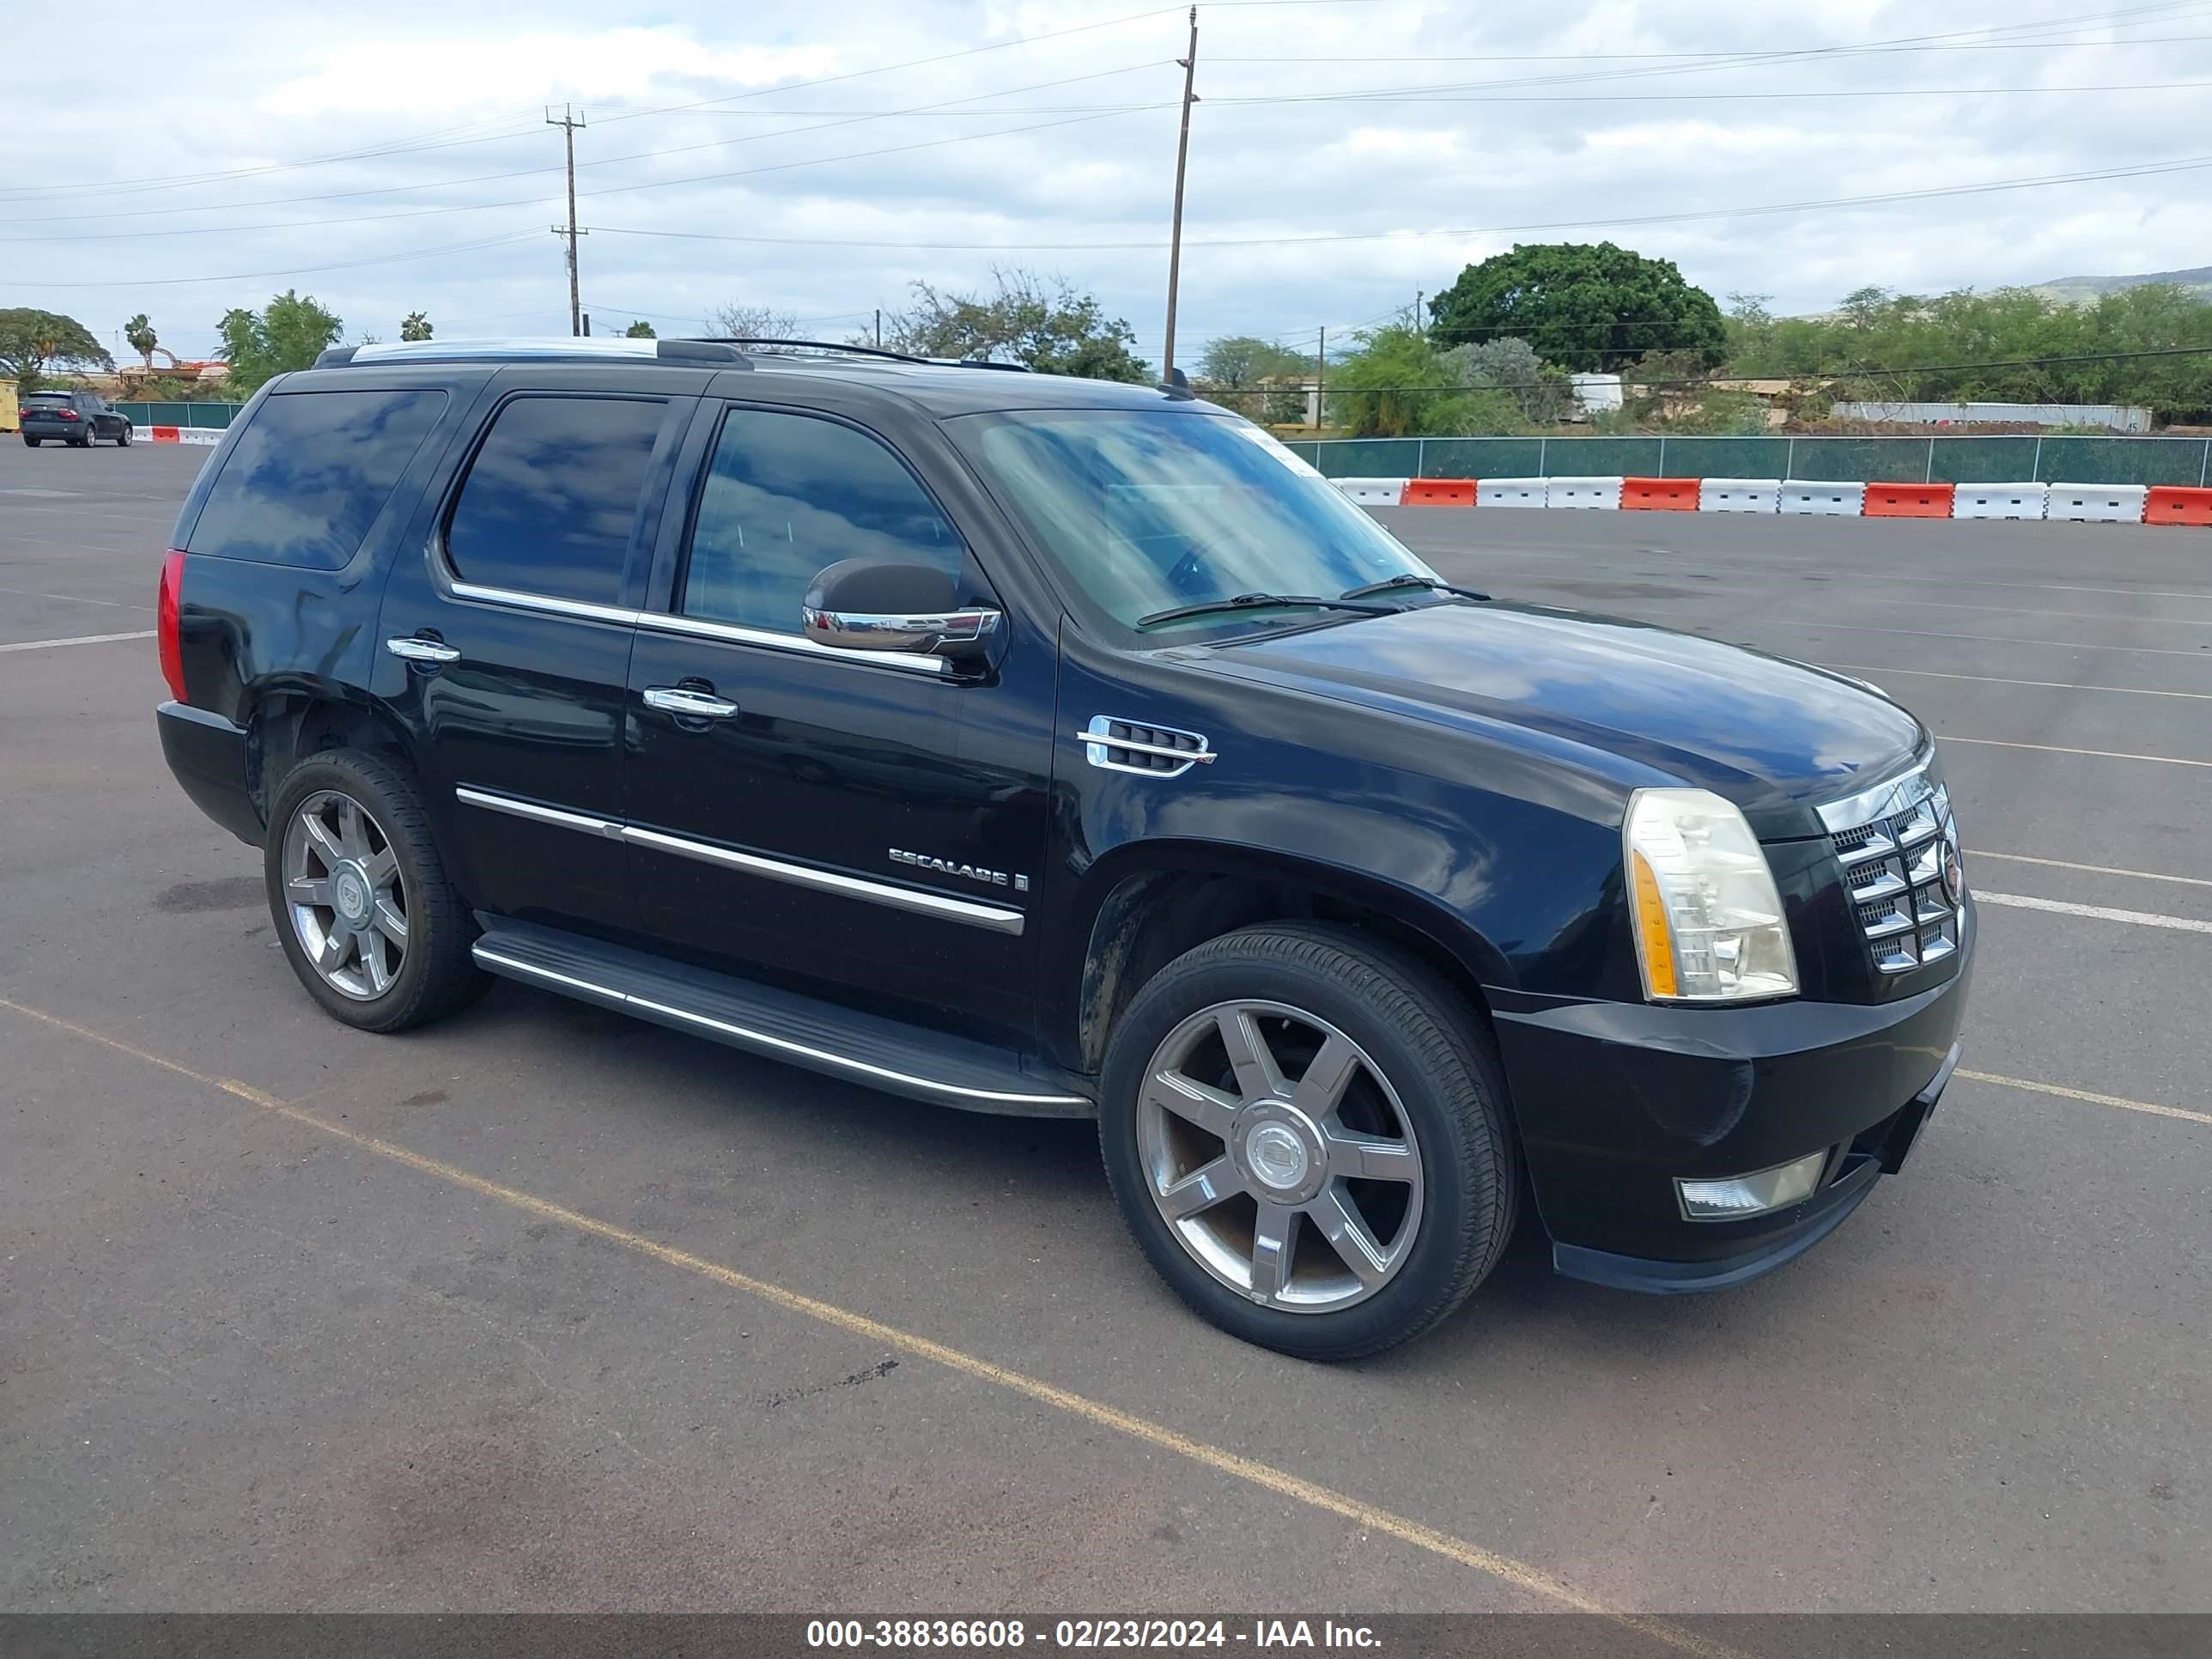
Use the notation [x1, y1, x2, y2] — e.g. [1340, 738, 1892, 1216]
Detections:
[1493, 903, 1973, 1291]
[157, 701, 262, 846]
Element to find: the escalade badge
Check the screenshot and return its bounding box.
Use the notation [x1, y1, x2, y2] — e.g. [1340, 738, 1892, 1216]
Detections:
[890, 848, 1030, 893]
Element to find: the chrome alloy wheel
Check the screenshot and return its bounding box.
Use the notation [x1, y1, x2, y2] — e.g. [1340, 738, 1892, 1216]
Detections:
[282, 789, 408, 1000]
[1136, 1000, 1424, 1314]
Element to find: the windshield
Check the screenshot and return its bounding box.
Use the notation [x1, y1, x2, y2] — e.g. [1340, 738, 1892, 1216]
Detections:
[960, 410, 1434, 633]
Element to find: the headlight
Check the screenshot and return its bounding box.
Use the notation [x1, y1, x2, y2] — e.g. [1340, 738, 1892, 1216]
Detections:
[1624, 787, 1799, 1003]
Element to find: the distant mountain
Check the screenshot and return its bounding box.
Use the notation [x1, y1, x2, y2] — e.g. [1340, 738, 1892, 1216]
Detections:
[2031, 265, 2212, 303]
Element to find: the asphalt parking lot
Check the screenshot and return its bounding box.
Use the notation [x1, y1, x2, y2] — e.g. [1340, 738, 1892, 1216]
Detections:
[2, 439, 2207, 1620]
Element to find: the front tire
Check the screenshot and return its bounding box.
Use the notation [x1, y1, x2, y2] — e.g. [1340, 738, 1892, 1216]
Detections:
[116, 425, 132, 447]
[1098, 923, 1517, 1361]
[264, 749, 488, 1032]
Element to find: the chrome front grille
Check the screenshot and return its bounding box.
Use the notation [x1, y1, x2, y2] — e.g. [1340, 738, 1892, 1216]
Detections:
[1821, 769, 1965, 975]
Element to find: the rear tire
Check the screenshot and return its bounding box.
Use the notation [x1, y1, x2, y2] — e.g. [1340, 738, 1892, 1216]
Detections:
[264, 748, 489, 1033]
[21, 436, 38, 447]
[1098, 922, 1518, 1361]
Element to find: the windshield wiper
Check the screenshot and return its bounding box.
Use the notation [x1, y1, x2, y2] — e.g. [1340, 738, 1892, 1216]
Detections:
[1340, 572, 1492, 603]
[1136, 592, 1400, 629]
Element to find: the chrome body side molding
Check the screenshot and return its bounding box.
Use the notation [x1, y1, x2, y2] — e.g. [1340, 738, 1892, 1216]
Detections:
[438, 580, 948, 676]
[455, 786, 1024, 934]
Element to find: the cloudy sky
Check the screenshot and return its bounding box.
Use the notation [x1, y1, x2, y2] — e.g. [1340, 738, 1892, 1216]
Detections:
[8, 0, 2211, 368]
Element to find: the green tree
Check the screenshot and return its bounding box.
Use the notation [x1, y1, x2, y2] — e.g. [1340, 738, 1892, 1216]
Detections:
[624, 319, 657, 338]
[1328, 319, 1522, 437]
[879, 266, 1147, 381]
[216, 290, 344, 395]
[1720, 283, 2212, 419]
[1195, 335, 1307, 390]
[1428, 243, 1728, 372]
[0, 308, 113, 391]
[1438, 335, 1574, 423]
[125, 313, 159, 369]
[1195, 334, 1310, 422]
[400, 311, 433, 342]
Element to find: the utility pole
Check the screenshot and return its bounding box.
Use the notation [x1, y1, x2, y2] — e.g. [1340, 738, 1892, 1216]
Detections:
[1313, 325, 1324, 432]
[1414, 290, 1423, 331]
[1160, 7, 1199, 380]
[547, 104, 586, 336]
[874, 308, 882, 349]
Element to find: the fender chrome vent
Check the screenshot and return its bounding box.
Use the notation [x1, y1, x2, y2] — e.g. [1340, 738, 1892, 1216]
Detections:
[1081, 715, 1215, 777]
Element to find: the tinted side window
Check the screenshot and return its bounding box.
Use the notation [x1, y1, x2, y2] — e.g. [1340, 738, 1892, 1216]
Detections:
[682, 409, 964, 635]
[187, 390, 447, 570]
[445, 396, 667, 605]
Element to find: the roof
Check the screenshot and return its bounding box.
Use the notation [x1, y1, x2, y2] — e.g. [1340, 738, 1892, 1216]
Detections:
[308, 337, 1211, 419]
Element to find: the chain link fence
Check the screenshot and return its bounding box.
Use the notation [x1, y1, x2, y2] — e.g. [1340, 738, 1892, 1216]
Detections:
[1282, 434, 2212, 487]
[113, 402, 240, 430]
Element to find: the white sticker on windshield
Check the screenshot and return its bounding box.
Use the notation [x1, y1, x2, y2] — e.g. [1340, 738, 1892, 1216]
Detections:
[1229, 422, 1329, 480]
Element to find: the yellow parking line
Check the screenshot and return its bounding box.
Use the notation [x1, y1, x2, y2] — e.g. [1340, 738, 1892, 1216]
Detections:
[0, 992, 1735, 1659]
[1957, 1068, 2212, 1129]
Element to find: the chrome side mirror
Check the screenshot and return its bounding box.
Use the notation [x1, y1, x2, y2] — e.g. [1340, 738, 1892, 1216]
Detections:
[801, 559, 1000, 662]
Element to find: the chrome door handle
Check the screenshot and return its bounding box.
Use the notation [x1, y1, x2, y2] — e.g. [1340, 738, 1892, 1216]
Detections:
[386, 636, 461, 664]
[643, 685, 740, 720]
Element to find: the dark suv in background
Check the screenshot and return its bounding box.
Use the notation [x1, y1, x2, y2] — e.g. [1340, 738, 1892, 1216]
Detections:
[155, 337, 1972, 1359]
[21, 389, 133, 447]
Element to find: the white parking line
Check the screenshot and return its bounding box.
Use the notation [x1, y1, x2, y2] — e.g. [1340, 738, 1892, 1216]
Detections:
[0, 629, 156, 653]
[1941, 735, 2212, 769]
[0, 583, 153, 611]
[1853, 596, 2212, 630]
[1969, 850, 2212, 890]
[1780, 621, 2212, 659]
[1824, 663, 2212, 701]
[1976, 890, 2212, 934]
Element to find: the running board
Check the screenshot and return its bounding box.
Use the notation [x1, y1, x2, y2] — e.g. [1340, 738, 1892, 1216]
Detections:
[471, 919, 1094, 1118]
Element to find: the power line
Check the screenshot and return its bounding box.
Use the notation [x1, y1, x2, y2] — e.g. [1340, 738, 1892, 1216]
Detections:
[9, 0, 2190, 210]
[566, 149, 2212, 252]
[0, 107, 550, 203]
[12, 2, 2196, 215]
[0, 3, 1212, 202]
[6, 228, 546, 289]
[330, 77, 2212, 123]
[0, 62, 1170, 231]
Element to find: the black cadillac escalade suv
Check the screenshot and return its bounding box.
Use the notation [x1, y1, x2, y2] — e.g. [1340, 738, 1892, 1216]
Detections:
[155, 337, 1972, 1359]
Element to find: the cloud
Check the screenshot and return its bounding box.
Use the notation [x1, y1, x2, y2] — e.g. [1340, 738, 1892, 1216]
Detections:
[257, 29, 842, 116]
[4, 0, 2209, 361]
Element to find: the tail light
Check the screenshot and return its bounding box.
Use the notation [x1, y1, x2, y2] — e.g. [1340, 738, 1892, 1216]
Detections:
[157, 550, 187, 702]
[58, 409, 82, 421]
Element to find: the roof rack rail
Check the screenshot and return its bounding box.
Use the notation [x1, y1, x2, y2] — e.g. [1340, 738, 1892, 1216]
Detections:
[313, 337, 753, 369]
[682, 337, 927, 364]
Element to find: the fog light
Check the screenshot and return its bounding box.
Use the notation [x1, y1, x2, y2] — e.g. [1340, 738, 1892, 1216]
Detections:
[1675, 1151, 1827, 1221]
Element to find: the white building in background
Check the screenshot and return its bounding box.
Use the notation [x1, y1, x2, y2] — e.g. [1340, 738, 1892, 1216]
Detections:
[1831, 400, 2153, 432]
[1568, 373, 1623, 418]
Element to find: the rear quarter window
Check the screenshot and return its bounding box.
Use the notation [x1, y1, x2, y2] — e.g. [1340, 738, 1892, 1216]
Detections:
[441, 394, 667, 605]
[185, 389, 447, 570]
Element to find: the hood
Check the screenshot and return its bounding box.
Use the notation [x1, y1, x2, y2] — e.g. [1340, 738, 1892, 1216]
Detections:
[1188, 601, 1927, 835]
